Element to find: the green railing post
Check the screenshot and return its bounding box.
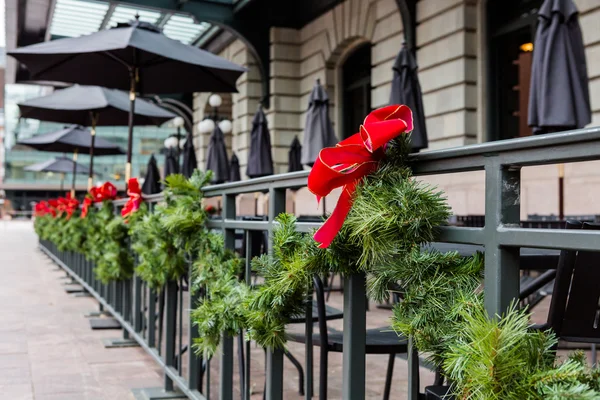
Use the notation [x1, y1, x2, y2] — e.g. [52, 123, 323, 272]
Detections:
[188, 260, 203, 392]
[265, 186, 286, 400]
[220, 192, 236, 400]
[342, 272, 366, 400]
[164, 279, 178, 392]
[407, 336, 419, 400]
[484, 162, 521, 316]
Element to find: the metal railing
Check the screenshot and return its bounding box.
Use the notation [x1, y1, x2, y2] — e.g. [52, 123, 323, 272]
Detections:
[38, 125, 600, 400]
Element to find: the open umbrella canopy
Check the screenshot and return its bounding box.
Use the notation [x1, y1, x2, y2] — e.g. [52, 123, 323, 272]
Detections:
[18, 85, 176, 126]
[528, 0, 591, 134]
[206, 125, 229, 184]
[8, 20, 246, 94]
[17, 125, 125, 155]
[390, 44, 428, 151]
[301, 79, 337, 166]
[141, 154, 161, 195]
[181, 131, 198, 179]
[229, 153, 241, 182]
[247, 106, 274, 178]
[24, 156, 93, 175]
[288, 136, 303, 173]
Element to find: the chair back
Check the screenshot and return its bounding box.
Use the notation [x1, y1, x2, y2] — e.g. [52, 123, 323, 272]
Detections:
[548, 221, 600, 343]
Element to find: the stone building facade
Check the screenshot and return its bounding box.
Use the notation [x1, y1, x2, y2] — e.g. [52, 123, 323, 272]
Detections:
[194, 0, 600, 218]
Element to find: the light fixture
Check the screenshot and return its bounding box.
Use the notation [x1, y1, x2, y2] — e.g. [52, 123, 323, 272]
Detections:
[173, 116, 185, 128]
[179, 138, 187, 149]
[198, 118, 216, 134]
[218, 119, 233, 134]
[520, 42, 533, 52]
[208, 94, 222, 108]
[164, 136, 179, 149]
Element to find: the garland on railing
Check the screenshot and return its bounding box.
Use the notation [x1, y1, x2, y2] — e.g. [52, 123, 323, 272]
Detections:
[129, 170, 213, 289]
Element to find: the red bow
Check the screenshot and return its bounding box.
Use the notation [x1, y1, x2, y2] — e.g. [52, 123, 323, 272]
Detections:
[81, 197, 93, 219]
[34, 201, 54, 217]
[90, 182, 117, 203]
[307, 105, 413, 248]
[122, 178, 142, 220]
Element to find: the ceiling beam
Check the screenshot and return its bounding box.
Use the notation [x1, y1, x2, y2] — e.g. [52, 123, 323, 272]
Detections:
[99, 2, 117, 29]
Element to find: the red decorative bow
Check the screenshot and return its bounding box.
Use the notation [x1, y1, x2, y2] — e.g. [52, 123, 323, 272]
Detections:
[90, 182, 117, 203]
[34, 201, 54, 217]
[122, 178, 142, 220]
[307, 105, 414, 248]
[81, 197, 93, 219]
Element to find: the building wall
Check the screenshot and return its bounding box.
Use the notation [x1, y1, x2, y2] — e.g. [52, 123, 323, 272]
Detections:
[194, 0, 600, 218]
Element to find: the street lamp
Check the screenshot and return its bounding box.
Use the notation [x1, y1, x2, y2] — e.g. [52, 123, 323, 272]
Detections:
[173, 116, 185, 164]
[198, 93, 232, 135]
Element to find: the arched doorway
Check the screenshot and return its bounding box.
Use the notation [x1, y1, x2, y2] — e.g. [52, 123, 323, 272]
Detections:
[342, 43, 372, 138]
[487, 0, 544, 141]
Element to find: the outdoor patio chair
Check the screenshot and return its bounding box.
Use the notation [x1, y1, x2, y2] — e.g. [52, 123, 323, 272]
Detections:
[425, 220, 600, 399]
[288, 275, 408, 400]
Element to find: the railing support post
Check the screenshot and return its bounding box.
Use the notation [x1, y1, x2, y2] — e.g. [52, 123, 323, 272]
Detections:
[342, 272, 366, 400]
[220, 334, 234, 400]
[164, 279, 178, 392]
[484, 162, 521, 316]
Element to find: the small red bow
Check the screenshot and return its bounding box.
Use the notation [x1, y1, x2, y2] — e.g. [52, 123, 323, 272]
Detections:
[81, 197, 93, 219]
[34, 201, 54, 217]
[307, 105, 413, 248]
[122, 178, 142, 220]
[90, 182, 117, 203]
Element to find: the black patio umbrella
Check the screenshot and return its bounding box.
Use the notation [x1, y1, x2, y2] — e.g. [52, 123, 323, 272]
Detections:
[528, 0, 591, 219]
[301, 79, 337, 166]
[18, 125, 124, 196]
[246, 106, 273, 178]
[390, 43, 428, 152]
[288, 136, 303, 173]
[164, 148, 179, 180]
[205, 124, 229, 184]
[8, 18, 246, 184]
[181, 131, 198, 179]
[25, 156, 94, 192]
[229, 153, 241, 182]
[18, 84, 175, 189]
[141, 154, 161, 195]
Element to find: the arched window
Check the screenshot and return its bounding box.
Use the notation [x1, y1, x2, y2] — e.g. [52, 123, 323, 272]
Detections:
[342, 43, 372, 139]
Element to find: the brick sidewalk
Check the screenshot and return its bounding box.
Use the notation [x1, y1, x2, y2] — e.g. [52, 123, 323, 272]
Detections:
[0, 221, 163, 400]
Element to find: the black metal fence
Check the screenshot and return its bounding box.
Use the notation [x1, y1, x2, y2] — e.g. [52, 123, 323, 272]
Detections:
[39, 125, 600, 400]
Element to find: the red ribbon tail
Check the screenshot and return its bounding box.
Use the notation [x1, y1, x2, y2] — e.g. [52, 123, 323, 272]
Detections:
[313, 182, 357, 248]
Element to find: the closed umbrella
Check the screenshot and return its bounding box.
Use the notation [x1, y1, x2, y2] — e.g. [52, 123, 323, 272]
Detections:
[18, 85, 175, 189]
[246, 106, 273, 178]
[18, 125, 124, 197]
[528, 0, 591, 219]
[9, 18, 246, 184]
[181, 131, 198, 179]
[141, 154, 161, 195]
[288, 136, 303, 173]
[164, 148, 179, 180]
[25, 156, 94, 192]
[301, 79, 337, 166]
[390, 44, 428, 152]
[206, 124, 229, 184]
[229, 153, 241, 182]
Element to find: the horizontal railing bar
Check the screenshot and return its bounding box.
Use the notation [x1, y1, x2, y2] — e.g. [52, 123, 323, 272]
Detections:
[498, 227, 600, 251]
[38, 244, 206, 400]
[203, 171, 308, 196]
[437, 226, 485, 244]
[207, 220, 270, 230]
[295, 222, 322, 233]
[410, 126, 600, 164]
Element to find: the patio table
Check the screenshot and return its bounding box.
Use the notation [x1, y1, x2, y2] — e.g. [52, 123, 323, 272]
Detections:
[425, 243, 560, 270]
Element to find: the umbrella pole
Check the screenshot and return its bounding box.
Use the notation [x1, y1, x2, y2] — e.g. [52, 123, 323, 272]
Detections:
[558, 163, 565, 220]
[60, 173, 65, 192]
[88, 113, 98, 191]
[126, 69, 138, 186]
[71, 149, 78, 198]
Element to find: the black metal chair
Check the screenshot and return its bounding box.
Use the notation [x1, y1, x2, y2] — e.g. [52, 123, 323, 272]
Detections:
[425, 220, 600, 399]
[289, 275, 408, 400]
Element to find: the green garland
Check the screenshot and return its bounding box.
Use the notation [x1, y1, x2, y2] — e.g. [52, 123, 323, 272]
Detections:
[129, 170, 212, 289]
